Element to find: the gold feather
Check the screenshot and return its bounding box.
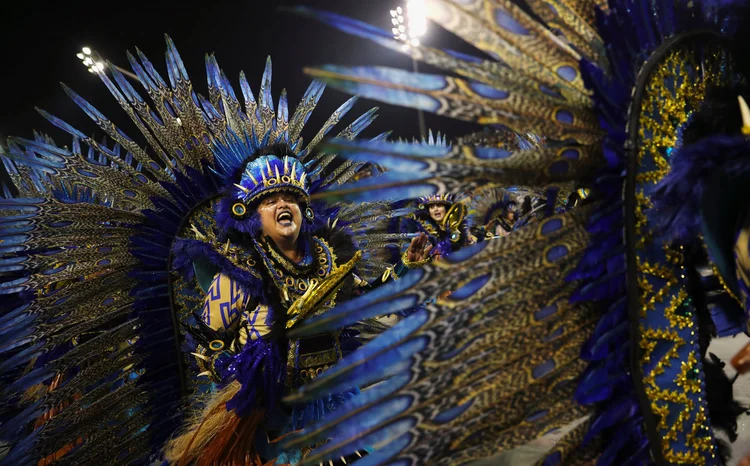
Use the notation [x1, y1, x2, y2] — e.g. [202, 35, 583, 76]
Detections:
[234, 183, 250, 194]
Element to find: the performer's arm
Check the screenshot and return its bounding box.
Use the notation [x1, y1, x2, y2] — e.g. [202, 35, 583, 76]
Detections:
[194, 273, 271, 379]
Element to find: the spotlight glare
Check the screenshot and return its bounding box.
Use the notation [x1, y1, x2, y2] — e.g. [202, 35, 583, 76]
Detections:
[388, 2, 428, 47]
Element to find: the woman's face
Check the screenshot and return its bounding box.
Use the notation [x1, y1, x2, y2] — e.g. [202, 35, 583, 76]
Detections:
[256, 192, 303, 247]
[505, 209, 516, 221]
[429, 204, 447, 222]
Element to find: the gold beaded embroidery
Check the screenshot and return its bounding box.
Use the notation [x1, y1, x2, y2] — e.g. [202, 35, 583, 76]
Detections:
[633, 44, 730, 464]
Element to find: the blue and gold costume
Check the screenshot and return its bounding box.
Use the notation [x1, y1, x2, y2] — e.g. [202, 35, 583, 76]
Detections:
[165, 89, 419, 464]
[280, 2, 750, 465]
[7, 2, 750, 466]
[406, 193, 475, 257]
[0, 41, 419, 466]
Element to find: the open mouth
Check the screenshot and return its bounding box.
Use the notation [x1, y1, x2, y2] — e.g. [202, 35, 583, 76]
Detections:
[277, 211, 294, 226]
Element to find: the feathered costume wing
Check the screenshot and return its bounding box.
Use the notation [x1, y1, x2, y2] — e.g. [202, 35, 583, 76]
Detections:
[280, 2, 750, 465]
[0, 36, 416, 465]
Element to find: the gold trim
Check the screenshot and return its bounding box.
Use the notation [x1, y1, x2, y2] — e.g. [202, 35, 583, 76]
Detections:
[711, 262, 742, 305]
[286, 251, 362, 329]
[209, 340, 225, 351]
[231, 202, 247, 216]
[401, 249, 431, 269]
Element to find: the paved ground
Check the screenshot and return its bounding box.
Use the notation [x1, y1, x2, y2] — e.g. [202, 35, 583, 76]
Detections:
[471, 334, 750, 465]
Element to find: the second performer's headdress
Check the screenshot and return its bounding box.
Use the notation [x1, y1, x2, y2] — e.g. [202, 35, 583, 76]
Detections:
[417, 193, 455, 209]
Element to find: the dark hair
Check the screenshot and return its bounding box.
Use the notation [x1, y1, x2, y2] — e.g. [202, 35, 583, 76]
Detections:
[415, 202, 450, 222]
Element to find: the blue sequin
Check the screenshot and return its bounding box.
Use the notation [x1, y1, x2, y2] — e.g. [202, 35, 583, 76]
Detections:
[555, 109, 574, 124]
[546, 244, 569, 262]
[556, 66, 578, 82]
[493, 8, 529, 35]
[532, 360, 556, 378]
[541, 218, 563, 236]
[468, 82, 509, 99]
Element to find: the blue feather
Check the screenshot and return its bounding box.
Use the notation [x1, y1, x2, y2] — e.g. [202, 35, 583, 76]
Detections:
[288, 311, 429, 402]
[286, 373, 411, 449]
[306, 65, 448, 114]
[303, 416, 415, 466]
[135, 47, 169, 89]
[35, 109, 88, 140]
[259, 56, 275, 115]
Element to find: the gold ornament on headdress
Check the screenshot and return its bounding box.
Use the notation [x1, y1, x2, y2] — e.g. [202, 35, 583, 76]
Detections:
[738, 95, 750, 135]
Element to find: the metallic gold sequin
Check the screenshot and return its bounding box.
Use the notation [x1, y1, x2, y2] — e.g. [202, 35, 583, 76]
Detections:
[633, 44, 730, 464]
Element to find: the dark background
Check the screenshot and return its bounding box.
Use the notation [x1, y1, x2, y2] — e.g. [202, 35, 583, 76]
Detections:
[0, 0, 480, 187]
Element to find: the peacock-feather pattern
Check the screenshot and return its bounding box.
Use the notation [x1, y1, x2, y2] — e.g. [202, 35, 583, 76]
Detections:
[0, 35, 416, 465]
[286, 1, 750, 465]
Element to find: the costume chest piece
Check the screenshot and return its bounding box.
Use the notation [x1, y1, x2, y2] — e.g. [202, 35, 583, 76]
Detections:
[255, 236, 345, 389]
[255, 236, 339, 308]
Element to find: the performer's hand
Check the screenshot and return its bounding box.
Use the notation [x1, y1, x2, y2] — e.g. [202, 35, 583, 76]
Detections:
[438, 290, 452, 300]
[407, 232, 433, 263]
[739, 453, 750, 466]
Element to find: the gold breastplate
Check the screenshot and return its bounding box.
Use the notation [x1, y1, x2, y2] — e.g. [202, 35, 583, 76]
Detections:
[254, 236, 345, 389]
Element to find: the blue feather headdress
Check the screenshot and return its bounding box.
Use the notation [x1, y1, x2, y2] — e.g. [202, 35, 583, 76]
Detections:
[417, 193, 455, 209]
[233, 154, 310, 205]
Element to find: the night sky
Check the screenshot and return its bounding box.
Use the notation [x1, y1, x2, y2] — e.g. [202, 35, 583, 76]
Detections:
[0, 0, 480, 187]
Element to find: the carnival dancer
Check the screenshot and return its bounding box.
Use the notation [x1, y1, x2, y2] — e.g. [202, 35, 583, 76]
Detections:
[406, 193, 476, 259]
[164, 141, 434, 465]
[0, 38, 428, 466]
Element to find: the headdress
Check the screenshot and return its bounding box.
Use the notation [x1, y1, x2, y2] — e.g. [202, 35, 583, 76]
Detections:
[417, 193, 454, 209]
[234, 155, 309, 205]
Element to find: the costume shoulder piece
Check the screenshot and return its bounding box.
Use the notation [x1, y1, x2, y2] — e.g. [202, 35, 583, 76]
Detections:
[0, 34, 415, 465]
[280, 2, 750, 465]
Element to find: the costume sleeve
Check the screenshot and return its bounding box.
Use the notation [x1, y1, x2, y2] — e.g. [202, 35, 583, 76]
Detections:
[237, 303, 272, 346]
[200, 272, 249, 332]
[200, 272, 273, 341]
[195, 273, 272, 380]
